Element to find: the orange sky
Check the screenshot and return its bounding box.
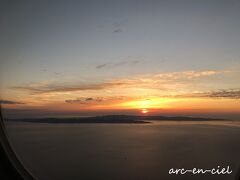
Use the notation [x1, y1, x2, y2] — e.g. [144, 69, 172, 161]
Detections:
[1, 1, 240, 119]
[1, 70, 240, 118]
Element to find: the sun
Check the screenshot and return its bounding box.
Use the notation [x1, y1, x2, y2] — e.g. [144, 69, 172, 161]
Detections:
[141, 109, 148, 114]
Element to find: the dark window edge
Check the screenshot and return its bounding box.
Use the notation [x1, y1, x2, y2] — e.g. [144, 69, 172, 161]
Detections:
[0, 105, 35, 180]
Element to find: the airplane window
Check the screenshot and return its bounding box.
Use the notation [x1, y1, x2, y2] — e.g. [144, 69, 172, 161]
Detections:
[1, 1, 240, 180]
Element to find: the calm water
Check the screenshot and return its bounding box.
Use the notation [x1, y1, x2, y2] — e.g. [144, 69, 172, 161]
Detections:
[5, 121, 240, 180]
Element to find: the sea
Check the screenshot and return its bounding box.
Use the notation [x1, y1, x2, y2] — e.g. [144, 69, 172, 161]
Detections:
[4, 120, 240, 180]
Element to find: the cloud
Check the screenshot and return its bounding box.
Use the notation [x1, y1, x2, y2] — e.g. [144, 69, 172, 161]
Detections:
[170, 89, 240, 99]
[63, 88, 240, 107]
[64, 96, 129, 105]
[96, 60, 142, 69]
[0, 100, 24, 105]
[11, 70, 232, 95]
[113, 28, 122, 33]
[85, 97, 93, 101]
[203, 89, 240, 99]
[208, 89, 240, 99]
[153, 70, 225, 80]
[112, 21, 123, 33]
[12, 82, 129, 94]
[65, 97, 103, 104]
[96, 64, 107, 69]
[65, 99, 82, 104]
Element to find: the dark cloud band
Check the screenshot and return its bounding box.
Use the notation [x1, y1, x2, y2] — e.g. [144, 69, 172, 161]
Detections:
[0, 100, 24, 105]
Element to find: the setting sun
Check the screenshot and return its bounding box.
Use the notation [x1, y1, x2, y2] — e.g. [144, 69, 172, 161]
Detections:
[141, 109, 148, 114]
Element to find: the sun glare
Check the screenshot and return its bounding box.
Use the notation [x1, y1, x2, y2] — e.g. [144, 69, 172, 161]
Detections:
[141, 109, 148, 114]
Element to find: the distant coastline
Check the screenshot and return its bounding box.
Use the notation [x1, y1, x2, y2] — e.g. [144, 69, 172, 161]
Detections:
[6, 115, 225, 124]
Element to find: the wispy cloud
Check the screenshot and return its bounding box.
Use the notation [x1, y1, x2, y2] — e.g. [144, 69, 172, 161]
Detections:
[64, 96, 129, 106]
[12, 82, 129, 94]
[65, 97, 103, 104]
[166, 89, 240, 99]
[96, 64, 107, 69]
[0, 100, 25, 105]
[11, 70, 232, 95]
[96, 60, 142, 69]
[113, 28, 122, 33]
[112, 70, 230, 90]
[112, 21, 124, 33]
[152, 70, 227, 80]
[65, 99, 82, 104]
[207, 89, 240, 99]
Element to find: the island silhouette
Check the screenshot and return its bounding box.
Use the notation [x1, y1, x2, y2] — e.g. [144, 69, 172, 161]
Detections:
[7, 115, 224, 124]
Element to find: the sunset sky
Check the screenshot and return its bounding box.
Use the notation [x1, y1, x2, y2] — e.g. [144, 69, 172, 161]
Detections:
[1, 0, 240, 119]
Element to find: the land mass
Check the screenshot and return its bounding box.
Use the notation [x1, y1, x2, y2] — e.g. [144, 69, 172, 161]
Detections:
[7, 115, 224, 124]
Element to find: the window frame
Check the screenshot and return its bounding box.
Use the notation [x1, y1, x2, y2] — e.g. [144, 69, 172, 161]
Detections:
[0, 105, 35, 180]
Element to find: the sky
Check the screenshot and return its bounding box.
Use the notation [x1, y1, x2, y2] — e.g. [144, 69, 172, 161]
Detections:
[0, 0, 240, 119]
